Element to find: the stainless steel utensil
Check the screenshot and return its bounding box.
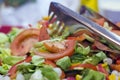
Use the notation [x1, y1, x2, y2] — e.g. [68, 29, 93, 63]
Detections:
[80, 6, 120, 29]
[48, 2, 120, 50]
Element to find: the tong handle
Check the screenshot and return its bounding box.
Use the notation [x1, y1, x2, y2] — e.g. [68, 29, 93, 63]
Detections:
[51, 2, 120, 50]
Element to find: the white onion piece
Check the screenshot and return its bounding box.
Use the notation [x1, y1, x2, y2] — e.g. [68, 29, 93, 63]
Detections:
[3, 76, 10, 80]
[53, 67, 62, 77]
[0, 75, 3, 80]
[16, 72, 25, 80]
[103, 58, 113, 65]
[29, 69, 43, 80]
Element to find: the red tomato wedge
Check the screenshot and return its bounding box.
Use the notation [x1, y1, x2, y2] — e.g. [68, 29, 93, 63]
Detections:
[111, 30, 120, 36]
[11, 27, 50, 56]
[92, 18, 105, 26]
[39, 25, 50, 41]
[97, 64, 109, 76]
[35, 40, 76, 60]
[44, 59, 57, 67]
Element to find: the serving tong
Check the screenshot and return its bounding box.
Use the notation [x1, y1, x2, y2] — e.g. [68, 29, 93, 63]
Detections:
[48, 2, 120, 51]
[80, 6, 120, 30]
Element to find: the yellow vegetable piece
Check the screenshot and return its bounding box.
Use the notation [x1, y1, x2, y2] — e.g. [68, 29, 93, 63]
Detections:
[71, 63, 81, 66]
[109, 74, 116, 80]
[43, 16, 50, 20]
[76, 74, 82, 80]
[102, 63, 108, 67]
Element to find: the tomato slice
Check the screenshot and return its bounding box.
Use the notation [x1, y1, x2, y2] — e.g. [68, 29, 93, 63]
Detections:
[11, 28, 40, 56]
[111, 30, 120, 36]
[92, 18, 105, 26]
[110, 64, 120, 72]
[97, 64, 109, 76]
[35, 40, 76, 60]
[44, 59, 57, 67]
[11, 27, 50, 56]
[39, 25, 50, 41]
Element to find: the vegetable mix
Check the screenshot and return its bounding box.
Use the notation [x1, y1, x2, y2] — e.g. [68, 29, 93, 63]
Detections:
[0, 16, 120, 80]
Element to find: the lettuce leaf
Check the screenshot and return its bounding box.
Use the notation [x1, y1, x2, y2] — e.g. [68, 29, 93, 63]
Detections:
[0, 33, 9, 44]
[56, 56, 71, 71]
[40, 66, 60, 80]
[0, 48, 24, 65]
[32, 55, 45, 66]
[83, 51, 107, 65]
[82, 69, 105, 80]
[75, 44, 90, 55]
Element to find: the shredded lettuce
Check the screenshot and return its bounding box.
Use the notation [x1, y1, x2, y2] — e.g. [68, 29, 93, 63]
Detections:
[0, 33, 9, 44]
[0, 48, 11, 60]
[56, 56, 71, 71]
[0, 64, 10, 75]
[32, 55, 45, 66]
[0, 48, 24, 65]
[70, 53, 88, 63]
[82, 69, 105, 80]
[23, 73, 33, 80]
[17, 63, 35, 73]
[75, 44, 90, 55]
[0, 33, 10, 48]
[83, 51, 107, 65]
[40, 66, 60, 80]
[2, 56, 24, 65]
[8, 28, 22, 42]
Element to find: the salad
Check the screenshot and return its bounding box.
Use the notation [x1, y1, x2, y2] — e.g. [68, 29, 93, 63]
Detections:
[0, 16, 120, 80]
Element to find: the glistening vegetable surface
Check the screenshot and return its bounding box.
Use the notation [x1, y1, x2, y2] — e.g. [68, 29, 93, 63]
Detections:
[0, 17, 120, 80]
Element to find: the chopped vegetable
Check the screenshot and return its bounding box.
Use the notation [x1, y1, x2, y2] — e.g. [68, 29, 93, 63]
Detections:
[0, 16, 120, 80]
[56, 56, 71, 70]
[75, 43, 90, 55]
[40, 66, 60, 80]
[0, 33, 9, 44]
[83, 51, 107, 65]
[29, 69, 44, 80]
[32, 55, 44, 66]
[34, 40, 76, 60]
[82, 69, 105, 80]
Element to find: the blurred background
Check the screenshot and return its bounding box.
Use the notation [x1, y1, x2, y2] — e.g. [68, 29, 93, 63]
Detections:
[0, 0, 120, 28]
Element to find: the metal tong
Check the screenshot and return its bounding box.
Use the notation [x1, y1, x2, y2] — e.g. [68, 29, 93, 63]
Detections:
[49, 2, 120, 50]
[80, 6, 120, 29]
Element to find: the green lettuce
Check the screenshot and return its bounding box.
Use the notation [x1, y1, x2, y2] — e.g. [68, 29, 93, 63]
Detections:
[2, 56, 24, 65]
[0, 64, 10, 75]
[75, 44, 90, 55]
[32, 55, 45, 66]
[0, 48, 24, 65]
[56, 56, 71, 70]
[82, 69, 105, 80]
[83, 51, 107, 65]
[8, 28, 22, 42]
[40, 66, 60, 80]
[0, 33, 9, 44]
